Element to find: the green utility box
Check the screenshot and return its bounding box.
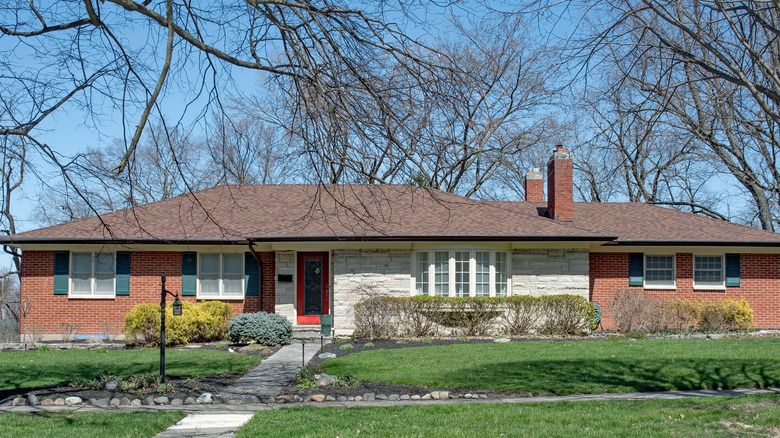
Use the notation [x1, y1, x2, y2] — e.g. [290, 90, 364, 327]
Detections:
[320, 315, 332, 337]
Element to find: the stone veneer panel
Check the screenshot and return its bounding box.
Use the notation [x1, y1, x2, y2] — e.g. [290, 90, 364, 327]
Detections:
[332, 249, 412, 335]
[274, 251, 296, 324]
[511, 248, 589, 299]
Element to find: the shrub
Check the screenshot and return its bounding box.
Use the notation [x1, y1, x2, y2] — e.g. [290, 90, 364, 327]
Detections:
[538, 295, 591, 335]
[123, 300, 235, 346]
[693, 298, 754, 332]
[501, 296, 541, 335]
[397, 296, 439, 337]
[228, 311, 292, 346]
[353, 286, 402, 339]
[609, 289, 658, 333]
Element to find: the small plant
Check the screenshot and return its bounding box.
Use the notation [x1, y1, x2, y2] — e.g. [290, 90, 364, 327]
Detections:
[37, 344, 51, 352]
[364, 342, 375, 348]
[154, 382, 175, 394]
[459, 337, 470, 343]
[333, 338, 349, 344]
[60, 322, 81, 343]
[396, 340, 407, 344]
[422, 338, 432, 344]
[183, 376, 203, 385]
[218, 372, 233, 378]
[340, 344, 354, 350]
[295, 366, 326, 388]
[70, 376, 103, 390]
[333, 374, 361, 387]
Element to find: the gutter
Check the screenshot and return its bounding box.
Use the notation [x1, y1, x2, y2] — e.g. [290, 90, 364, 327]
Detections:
[606, 240, 780, 247]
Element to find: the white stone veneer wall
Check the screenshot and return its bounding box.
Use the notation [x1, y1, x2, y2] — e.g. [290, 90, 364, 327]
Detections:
[332, 249, 412, 335]
[275, 250, 296, 324]
[511, 248, 589, 299]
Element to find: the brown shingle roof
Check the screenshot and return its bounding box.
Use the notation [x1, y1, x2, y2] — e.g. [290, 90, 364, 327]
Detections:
[4, 184, 779, 246]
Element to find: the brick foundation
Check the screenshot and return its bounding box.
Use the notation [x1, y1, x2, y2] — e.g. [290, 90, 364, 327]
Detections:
[19, 250, 277, 338]
[590, 252, 780, 329]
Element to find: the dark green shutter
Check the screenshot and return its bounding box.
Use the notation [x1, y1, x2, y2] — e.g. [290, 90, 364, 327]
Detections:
[115, 252, 131, 296]
[53, 251, 69, 295]
[245, 252, 260, 296]
[181, 252, 197, 296]
[628, 253, 644, 286]
[725, 254, 740, 287]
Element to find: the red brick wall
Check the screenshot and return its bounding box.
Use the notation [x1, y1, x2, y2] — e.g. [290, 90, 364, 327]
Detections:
[590, 252, 780, 329]
[547, 149, 573, 221]
[19, 250, 277, 337]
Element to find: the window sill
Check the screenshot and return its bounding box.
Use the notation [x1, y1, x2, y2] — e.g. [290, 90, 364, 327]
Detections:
[197, 295, 245, 300]
[643, 285, 676, 291]
[68, 294, 116, 299]
[693, 285, 726, 291]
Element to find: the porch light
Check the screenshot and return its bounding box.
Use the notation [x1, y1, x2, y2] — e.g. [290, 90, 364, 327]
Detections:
[172, 296, 182, 316]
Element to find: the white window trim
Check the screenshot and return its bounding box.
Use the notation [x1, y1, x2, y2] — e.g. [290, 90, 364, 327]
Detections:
[197, 253, 245, 299]
[644, 254, 676, 290]
[69, 252, 116, 299]
[413, 249, 511, 298]
[693, 254, 726, 290]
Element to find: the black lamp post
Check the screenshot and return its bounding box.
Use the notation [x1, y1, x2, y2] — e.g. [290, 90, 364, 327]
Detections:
[160, 272, 182, 381]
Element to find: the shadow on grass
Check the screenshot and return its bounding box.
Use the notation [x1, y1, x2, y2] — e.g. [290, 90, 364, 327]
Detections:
[452, 358, 780, 395]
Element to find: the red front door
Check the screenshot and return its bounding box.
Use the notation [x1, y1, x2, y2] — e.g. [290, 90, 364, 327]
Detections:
[296, 252, 329, 324]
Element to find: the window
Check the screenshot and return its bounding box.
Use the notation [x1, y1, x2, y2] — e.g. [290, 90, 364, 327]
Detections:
[414, 250, 510, 297]
[70, 252, 116, 298]
[198, 253, 244, 298]
[645, 255, 675, 289]
[694, 255, 724, 289]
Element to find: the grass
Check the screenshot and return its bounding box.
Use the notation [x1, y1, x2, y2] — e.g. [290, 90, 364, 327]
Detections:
[237, 393, 780, 437]
[0, 411, 185, 438]
[323, 338, 780, 395]
[0, 348, 261, 390]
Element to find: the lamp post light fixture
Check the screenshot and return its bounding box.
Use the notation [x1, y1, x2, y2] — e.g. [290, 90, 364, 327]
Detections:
[160, 272, 182, 381]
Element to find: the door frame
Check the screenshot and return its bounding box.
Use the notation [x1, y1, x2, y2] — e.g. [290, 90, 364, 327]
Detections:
[296, 252, 330, 324]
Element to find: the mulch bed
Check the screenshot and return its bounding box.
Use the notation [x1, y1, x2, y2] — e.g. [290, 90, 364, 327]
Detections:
[0, 344, 281, 404]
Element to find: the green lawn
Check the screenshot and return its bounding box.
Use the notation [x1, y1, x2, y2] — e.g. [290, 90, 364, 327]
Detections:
[237, 393, 780, 437]
[0, 348, 261, 390]
[323, 338, 780, 395]
[0, 411, 185, 438]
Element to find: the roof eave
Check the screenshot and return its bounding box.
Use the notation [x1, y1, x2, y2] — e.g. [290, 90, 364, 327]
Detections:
[609, 239, 780, 247]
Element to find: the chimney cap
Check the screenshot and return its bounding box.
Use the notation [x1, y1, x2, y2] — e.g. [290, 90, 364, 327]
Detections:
[526, 167, 543, 180]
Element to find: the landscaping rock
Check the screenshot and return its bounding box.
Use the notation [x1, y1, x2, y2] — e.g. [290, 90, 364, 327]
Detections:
[92, 398, 109, 407]
[411, 395, 421, 400]
[26, 394, 39, 406]
[11, 398, 26, 406]
[363, 393, 375, 401]
[196, 393, 213, 404]
[325, 396, 335, 402]
[376, 394, 388, 400]
[184, 397, 197, 405]
[310, 394, 326, 402]
[109, 398, 121, 407]
[170, 398, 183, 406]
[388, 394, 400, 401]
[479, 394, 488, 399]
[262, 397, 276, 404]
[130, 399, 142, 406]
[430, 391, 440, 400]
[439, 391, 450, 400]
[119, 398, 131, 406]
[347, 396, 355, 401]
[294, 395, 304, 402]
[103, 380, 118, 391]
[465, 393, 472, 399]
[314, 373, 338, 387]
[41, 398, 54, 406]
[337, 396, 347, 402]
[276, 395, 294, 404]
[53, 398, 65, 406]
[422, 394, 432, 400]
[142, 396, 155, 406]
[318, 352, 336, 359]
[354, 396, 363, 402]
[153, 396, 169, 405]
[400, 395, 410, 400]
[494, 337, 511, 343]
[65, 396, 82, 406]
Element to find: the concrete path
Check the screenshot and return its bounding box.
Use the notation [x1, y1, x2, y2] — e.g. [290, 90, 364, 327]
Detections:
[153, 342, 319, 437]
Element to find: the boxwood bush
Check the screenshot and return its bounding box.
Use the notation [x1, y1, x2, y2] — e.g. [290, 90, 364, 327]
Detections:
[228, 311, 293, 346]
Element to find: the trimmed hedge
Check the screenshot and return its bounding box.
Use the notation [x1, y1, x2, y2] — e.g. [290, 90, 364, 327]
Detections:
[123, 300, 234, 346]
[353, 295, 594, 339]
[228, 311, 293, 346]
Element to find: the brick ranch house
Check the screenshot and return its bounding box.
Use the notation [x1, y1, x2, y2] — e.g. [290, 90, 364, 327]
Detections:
[4, 147, 780, 340]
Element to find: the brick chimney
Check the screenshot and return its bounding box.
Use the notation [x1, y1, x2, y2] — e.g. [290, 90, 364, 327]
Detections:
[546, 146, 573, 221]
[524, 168, 544, 202]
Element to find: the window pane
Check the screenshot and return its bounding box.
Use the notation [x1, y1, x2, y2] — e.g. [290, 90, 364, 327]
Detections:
[415, 252, 429, 296]
[475, 251, 490, 297]
[434, 251, 449, 297]
[495, 252, 508, 297]
[454, 251, 470, 297]
[95, 253, 115, 275]
[223, 275, 243, 295]
[94, 273, 114, 294]
[200, 274, 220, 294]
[646, 256, 674, 286]
[695, 256, 723, 286]
[223, 254, 242, 275]
[72, 253, 92, 274]
[72, 274, 91, 294]
[200, 254, 220, 274]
